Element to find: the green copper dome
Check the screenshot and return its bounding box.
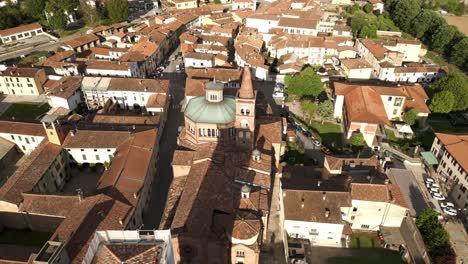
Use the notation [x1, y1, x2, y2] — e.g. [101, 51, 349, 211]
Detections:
[185, 95, 236, 124]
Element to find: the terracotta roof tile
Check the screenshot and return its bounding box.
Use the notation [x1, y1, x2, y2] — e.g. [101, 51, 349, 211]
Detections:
[0, 121, 46, 136]
[0, 23, 42, 37]
[435, 133, 468, 172]
[65, 34, 99, 49]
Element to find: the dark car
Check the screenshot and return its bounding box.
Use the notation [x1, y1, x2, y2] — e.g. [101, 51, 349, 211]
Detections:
[303, 131, 311, 137]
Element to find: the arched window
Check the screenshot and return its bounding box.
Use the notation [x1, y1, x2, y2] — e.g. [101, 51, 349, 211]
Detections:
[241, 119, 249, 128]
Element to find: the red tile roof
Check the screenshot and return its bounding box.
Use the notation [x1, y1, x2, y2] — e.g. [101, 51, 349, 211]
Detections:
[0, 23, 42, 37]
[0, 121, 46, 136]
[435, 133, 468, 172]
[351, 183, 408, 208]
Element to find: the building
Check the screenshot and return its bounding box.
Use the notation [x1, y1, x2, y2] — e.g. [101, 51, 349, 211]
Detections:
[63, 34, 100, 53]
[232, 0, 256, 10]
[45, 76, 83, 110]
[333, 82, 430, 146]
[0, 23, 43, 43]
[81, 77, 169, 114]
[342, 183, 409, 231]
[82, 230, 175, 263]
[172, 0, 197, 9]
[282, 190, 352, 247]
[160, 66, 284, 263]
[430, 133, 468, 209]
[339, 58, 374, 80]
[0, 67, 47, 95]
[183, 51, 215, 68]
[0, 121, 46, 154]
[84, 60, 140, 78]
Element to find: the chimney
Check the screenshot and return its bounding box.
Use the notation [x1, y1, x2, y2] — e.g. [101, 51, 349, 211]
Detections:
[384, 179, 389, 185]
[322, 191, 326, 200]
[301, 198, 305, 208]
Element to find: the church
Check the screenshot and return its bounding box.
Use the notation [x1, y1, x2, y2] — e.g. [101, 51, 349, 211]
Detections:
[160, 66, 285, 263]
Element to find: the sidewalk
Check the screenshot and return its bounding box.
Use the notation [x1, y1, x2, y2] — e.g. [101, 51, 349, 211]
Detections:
[444, 221, 468, 264]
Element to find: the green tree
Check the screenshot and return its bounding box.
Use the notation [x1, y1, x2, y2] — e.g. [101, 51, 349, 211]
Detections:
[389, 0, 421, 32]
[403, 109, 419, 125]
[363, 4, 373, 13]
[288, 67, 323, 99]
[431, 74, 468, 111]
[301, 100, 318, 123]
[359, 24, 377, 38]
[317, 100, 334, 119]
[213, 0, 221, 4]
[0, 4, 24, 30]
[284, 75, 292, 87]
[350, 132, 367, 152]
[25, 0, 46, 20]
[429, 90, 455, 113]
[350, 12, 367, 35]
[410, 9, 437, 39]
[46, 0, 79, 30]
[106, 0, 129, 23]
[449, 38, 468, 72]
[416, 209, 450, 252]
[80, 0, 102, 26]
[431, 24, 457, 53]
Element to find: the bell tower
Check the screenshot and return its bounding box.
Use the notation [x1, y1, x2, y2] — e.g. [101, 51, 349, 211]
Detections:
[42, 116, 66, 146]
[235, 66, 256, 148]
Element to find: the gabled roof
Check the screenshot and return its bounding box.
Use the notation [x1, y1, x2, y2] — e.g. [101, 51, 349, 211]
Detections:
[351, 183, 407, 208]
[0, 22, 42, 37]
[435, 133, 468, 172]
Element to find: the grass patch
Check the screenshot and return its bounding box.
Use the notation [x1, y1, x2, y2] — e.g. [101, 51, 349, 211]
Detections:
[59, 26, 89, 37]
[305, 119, 343, 149]
[350, 233, 380, 249]
[425, 51, 466, 77]
[0, 103, 50, 121]
[327, 248, 402, 264]
[0, 229, 52, 248]
[284, 141, 315, 165]
[384, 127, 435, 156]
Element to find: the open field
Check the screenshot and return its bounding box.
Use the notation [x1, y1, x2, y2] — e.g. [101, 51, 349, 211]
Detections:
[443, 15, 468, 35]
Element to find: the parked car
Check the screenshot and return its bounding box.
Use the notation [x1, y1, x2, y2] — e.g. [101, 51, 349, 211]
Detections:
[443, 207, 457, 216]
[430, 187, 440, 193]
[425, 178, 435, 184]
[303, 131, 311, 138]
[273, 91, 284, 98]
[440, 202, 455, 208]
[431, 192, 445, 201]
[312, 139, 321, 147]
[321, 147, 332, 155]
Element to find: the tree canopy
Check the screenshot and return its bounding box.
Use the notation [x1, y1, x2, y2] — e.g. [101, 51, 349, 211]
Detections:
[287, 67, 323, 99]
[24, 0, 46, 20]
[431, 74, 468, 111]
[416, 209, 454, 264]
[403, 109, 419, 126]
[431, 24, 457, 53]
[0, 4, 24, 30]
[350, 132, 367, 152]
[389, 0, 421, 32]
[449, 38, 468, 73]
[301, 100, 318, 123]
[317, 100, 334, 119]
[429, 90, 455, 113]
[106, 0, 129, 23]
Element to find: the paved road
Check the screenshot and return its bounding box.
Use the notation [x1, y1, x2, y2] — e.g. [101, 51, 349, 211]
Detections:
[143, 46, 186, 229]
[296, 132, 325, 165]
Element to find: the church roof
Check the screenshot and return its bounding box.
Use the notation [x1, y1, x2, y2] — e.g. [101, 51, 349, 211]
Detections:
[185, 95, 236, 124]
[239, 66, 255, 99]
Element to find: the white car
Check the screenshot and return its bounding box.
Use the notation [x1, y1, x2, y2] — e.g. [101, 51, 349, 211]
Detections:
[425, 178, 435, 184]
[443, 207, 457, 216]
[273, 91, 284, 98]
[440, 202, 455, 208]
[430, 187, 440, 193]
[426, 182, 432, 188]
[432, 192, 445, 201]
[431, 183, 440, 188]
[312, 139, 321, 147]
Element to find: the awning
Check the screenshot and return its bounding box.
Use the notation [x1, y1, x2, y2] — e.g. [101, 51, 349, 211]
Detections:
[421, 151, 439, 165]
[396, 124, 413, 134]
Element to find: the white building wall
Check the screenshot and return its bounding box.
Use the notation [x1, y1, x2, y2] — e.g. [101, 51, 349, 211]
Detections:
[184, 57, 213, 68]
[0, 132, 45, 154]
[48, 91, 82, 111]
[380, 95, 405, 121]
[346, 68, 373, 79]
[66, 148, 116, 164]
[284, 220, 344, 247]
[334, 95, 344, 119]
[85, 68, 133, 78]
[342, 200, 407, 231]
[245, 18, 279, 33]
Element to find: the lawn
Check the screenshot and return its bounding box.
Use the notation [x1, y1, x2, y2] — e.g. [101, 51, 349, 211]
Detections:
[304, 119, 343, 149]
[425, 51, 465, 77]
[384, 127, 435, 156]
[0, 229, 52, 248]
[350, 233, 380, 249]
[0, 103, 50, 121]
[327, 248, 403, 264]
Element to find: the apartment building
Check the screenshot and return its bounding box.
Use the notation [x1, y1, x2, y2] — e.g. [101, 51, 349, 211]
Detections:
[46, 76, 83, 110]
[0, 23, 43, 43]
[340, 58, 373, 80]
[84, 60, 140, 78]
[430, 133, 468, 209]
[82, 77, 169, 113]
[0, 121, 46, 154]
[333, 82, 430, 146]
[172, 0, 197, 9]
[232, 0, 256, 10]
[183, 52, 215, 68]
[63, 34, 100, 53]
[0, 67, 47, 95]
